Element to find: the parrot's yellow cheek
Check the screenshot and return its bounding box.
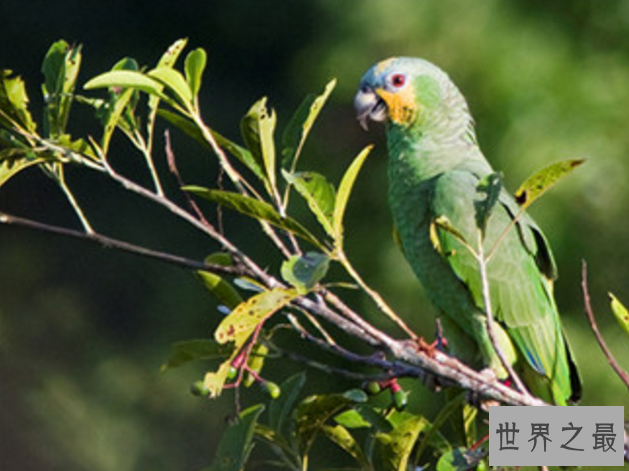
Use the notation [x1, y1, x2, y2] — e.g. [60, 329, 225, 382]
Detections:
[376, 88, 418, 126]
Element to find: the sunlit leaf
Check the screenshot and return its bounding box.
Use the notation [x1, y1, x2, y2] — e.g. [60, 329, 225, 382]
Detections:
[609, 292, 629, 338]
[333, 145, 373, 249]
[184, 186, 324, 249]
[244, 343, 268, 387]
[147, 38, 188, 138]
[375, 411, 430, 471]
[241, 97, 277, 193]
[514, 159, 584, 209]
[281, 252, 330, 294]
[148, 66, 193, 106]
[321, 424, 369, 469]
[214, 287, 298, 346]
[474, 172, 502, 236]
[161, 339, 234, 371]
[41, 40, 82, 137]
[208, 404, 265, 471]
[85, 70, 169, 100]
[334, 409, 371, 429]
[282, 78, 336, 170]
[283, 170, 335, 236]
[0, 70, 36, 132]
[204, 361, 234, 398]
[0, 157, 44, 189]
[157, 109, 266, 181]
[185, 48, 207, 99]
[98, 58, 139, 155]
[269, 371, 307, 435]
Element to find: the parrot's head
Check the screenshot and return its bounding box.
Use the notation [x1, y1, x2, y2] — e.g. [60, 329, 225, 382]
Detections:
[355, 57, 466, 132]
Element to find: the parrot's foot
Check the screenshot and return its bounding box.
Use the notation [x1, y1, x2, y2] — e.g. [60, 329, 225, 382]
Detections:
[409, 336, 447, 357]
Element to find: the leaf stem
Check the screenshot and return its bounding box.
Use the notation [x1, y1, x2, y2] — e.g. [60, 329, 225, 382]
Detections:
[337, 250, 418, 340]
[476, 231, 530, 396]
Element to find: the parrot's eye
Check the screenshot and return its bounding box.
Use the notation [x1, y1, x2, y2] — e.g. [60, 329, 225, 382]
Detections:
[391, 74, 406, 88]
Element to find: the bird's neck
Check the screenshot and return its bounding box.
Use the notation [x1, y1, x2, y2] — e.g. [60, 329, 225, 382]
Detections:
[386, 121, 479, 183]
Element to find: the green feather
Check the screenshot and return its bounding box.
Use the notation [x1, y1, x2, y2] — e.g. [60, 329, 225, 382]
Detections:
[357, 57, 581, 404]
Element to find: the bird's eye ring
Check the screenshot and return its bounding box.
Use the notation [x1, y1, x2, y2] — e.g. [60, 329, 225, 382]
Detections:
[391, 74, 406, 88]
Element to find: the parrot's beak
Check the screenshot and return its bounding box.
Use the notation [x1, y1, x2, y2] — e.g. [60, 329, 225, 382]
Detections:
[354, 85, 387, 131]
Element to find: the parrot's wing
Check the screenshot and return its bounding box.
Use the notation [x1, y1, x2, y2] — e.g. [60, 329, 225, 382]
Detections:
[431, 169, 575, 403]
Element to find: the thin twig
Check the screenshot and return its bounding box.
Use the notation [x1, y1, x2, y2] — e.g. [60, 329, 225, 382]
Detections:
[56, 175, 95, 234]
[337, 251, 418, 340]
[581, 261, 629, 392]
[165, 130, 213, 227]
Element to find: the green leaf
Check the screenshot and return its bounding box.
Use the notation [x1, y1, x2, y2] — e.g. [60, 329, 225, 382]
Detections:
[375, 411, 430, 471]
[241, 97, 277, 194]
[85, 70, 169, 100]
[269, 371, 307, 435]
[197, 253, 243, 309]
[322, 424, 370, 469]
[0, 157, 44, 189]
[185, 48, 207, 99]
[0, 70, 36, 131]
[295, 393, 366, 454]
[245, 343, 268, 381]
[333, 145, 373, 249]
[95, 59, 139, 154]
[609, 292, 629, 338]
[161, 339, 234, 371]
[147, 39, 188, 138]
[514, 159, 585, 209]
[41, 40, 82, 137]
[208, 404, 265, 471]
[283, 170, 336, 236]
[148, 66, 193, 106]
[436, 447, 486, 471]
[184, 187, 324, 249]
[474, 172, 502, 236]
[334, 409, 371, 429]
[157, 38, 189, 68]
[281, 252, 330, 294]
[282, 79, 336, 170]
[158, 109, 266, 181]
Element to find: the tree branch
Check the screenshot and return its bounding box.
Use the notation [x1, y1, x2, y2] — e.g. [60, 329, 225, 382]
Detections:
[0, 211, 248, 277]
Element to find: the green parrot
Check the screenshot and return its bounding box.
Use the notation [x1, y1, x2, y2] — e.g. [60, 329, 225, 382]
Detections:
[354, 57, 581, 405]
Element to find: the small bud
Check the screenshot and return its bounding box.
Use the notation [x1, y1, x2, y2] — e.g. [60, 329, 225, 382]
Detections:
[190, 381, 209, 397]
[261, 381, 281, 399]
[365, 381, 382, 395]
[226, 366, 238, 381]
[392, 389, 408, 411]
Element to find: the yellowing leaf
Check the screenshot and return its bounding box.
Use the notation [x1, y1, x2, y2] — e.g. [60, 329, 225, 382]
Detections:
[204, 361, 233, 398]
[215, 287, 298, 346]
[514, 159, 584, 209]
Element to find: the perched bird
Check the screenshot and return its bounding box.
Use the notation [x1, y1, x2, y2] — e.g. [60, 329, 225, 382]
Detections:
[355, 57, 581, 405]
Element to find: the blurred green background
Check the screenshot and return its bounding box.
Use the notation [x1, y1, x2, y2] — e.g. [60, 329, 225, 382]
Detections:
[1, 1, 629, 470]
